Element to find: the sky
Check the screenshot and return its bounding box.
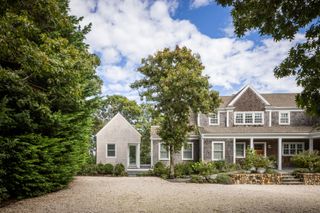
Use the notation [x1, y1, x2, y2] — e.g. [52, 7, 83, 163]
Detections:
[69, 0, 304, 100]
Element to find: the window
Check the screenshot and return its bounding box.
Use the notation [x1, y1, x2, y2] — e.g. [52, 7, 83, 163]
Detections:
[279, 111, 290, 125]
[182, 142, 193, 160]
[212, 141, 225, 161]
[106, 144, 116, 157]
[236, 142, 246, 158]
[283, 142, 304, 156]
[235, 113, 243, 124]
[159, 143, 170, 160]
[234, 112, 264, 125]
[209, 113, 219, 125]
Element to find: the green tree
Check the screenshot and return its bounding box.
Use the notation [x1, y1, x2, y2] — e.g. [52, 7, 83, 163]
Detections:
[0, 0, 101, 200]
[131, 46, 220, 177]
[216, 0, 320, 116]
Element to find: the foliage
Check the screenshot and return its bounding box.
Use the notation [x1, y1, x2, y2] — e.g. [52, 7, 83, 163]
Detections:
[131, 46, 220, 177]
[214, 160, 237, 172]
[114, 163, 126, 176]
[174, 162, 194, 178]
[0, 0, 101, 201]
[96, 163, 114, 175]
[190, 175, 206, 183]
[292, 168, 311, 176]
[153, 162, 169, 177]
[243, 149, 273, 172]
[192, 162, 217, 176]
[216, 0, 320, 116]
[215, 174, 233, 184]
[291, 151, 320, 172]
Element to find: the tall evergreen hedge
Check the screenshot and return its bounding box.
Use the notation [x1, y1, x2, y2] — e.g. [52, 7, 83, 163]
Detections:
[0, 0, 102, 201]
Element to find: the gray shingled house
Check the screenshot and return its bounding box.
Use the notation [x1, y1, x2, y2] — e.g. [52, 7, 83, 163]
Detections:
[151, 85, 320, 170]
[96, 113, 141, 169]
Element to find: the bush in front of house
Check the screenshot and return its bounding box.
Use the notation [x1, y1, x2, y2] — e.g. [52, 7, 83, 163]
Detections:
[190, 175, 206, 183]
[114, 163, 126, 176]
[78, 163, 122, 176]
[192, 162, 217, 176]
[291, 151, 320, 172]
[215, 174, 233, 184]
[153, 162, 169, 177]
[174, 162, 194, 177]
[243, 148, 274, 173]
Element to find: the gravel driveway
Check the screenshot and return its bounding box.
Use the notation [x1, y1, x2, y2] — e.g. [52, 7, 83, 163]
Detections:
[1, 176, 320, 213]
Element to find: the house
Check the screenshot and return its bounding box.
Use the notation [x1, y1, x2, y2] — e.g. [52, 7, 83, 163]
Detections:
[96, 113, 141, 169]
[151, 85, 320, 170]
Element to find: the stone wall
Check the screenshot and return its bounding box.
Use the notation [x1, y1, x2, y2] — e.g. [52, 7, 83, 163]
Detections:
[298, 173, 320, 185]
[230, 174, 282, 185]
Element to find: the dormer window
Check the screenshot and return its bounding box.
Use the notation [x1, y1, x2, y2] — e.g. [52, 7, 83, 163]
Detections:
[279, 111, 290, 125]
[234, 112, 264, 125]
[209, 113, 219, 125]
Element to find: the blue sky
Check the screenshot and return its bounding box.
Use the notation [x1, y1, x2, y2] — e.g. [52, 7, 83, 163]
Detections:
[70, 0, 303, 100]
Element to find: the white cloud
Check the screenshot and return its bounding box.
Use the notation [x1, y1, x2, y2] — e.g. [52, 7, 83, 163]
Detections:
[190, 0, 213, 8]
[69, 0, 303, 100]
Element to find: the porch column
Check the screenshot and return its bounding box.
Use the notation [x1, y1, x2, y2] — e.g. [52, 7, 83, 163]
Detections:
[233, 138, 236, 163]
[278, 138, 282, 170]
[137, 143, 141, 168]
[250, 138, 254, 149]
[309, 138, 314, 152]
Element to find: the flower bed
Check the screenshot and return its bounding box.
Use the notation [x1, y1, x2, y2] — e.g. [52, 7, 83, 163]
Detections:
[230, 173, 282, 185]
[296, 173, 320, 185]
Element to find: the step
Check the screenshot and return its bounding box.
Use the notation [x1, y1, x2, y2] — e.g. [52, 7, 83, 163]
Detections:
[281, 182, 304, 185]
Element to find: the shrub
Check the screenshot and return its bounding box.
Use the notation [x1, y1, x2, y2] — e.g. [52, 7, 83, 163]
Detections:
[103, 164, 114, 174]
[192, 162, 216, 176]
[174, 162, 193, 177]
[292, 168, 310, 175]
[243, 148, 273, 172]
[215, 174, 233, 184]
[78, 164, 98, 176]
[190, 175, 205, 183]
[153, 162, 169, 177]
[114, 163, 126, 176]
[291, 151, 320, 172]
[213, 161, 238, 172]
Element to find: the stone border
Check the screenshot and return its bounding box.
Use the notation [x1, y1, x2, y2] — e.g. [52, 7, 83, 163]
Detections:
[230, 173, 282, 184]
[296, 173, 320, 185]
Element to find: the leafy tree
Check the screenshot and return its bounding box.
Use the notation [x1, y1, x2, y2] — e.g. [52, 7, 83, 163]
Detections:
[132, 46, 220, 177]
[216, 0, 320, 116]
[0, 0, 101, 200]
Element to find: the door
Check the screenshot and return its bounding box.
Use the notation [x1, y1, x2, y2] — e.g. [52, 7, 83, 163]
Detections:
[254, 142, 266, 157]
[129, 145, 137, 167]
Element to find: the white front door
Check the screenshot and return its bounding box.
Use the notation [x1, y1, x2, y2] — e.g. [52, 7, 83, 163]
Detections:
[128, 144, 140, 168]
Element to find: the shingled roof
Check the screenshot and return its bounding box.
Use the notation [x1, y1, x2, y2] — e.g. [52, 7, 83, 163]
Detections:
[219, 93, 298, 108]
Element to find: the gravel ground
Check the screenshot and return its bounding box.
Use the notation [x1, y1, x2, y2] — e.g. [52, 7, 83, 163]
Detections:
[1, 176, 320, 213]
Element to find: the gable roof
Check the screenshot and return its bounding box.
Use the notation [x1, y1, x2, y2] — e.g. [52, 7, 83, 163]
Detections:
[96, 112, 141, 137]
[227, 85, 271, 107]
[219, 85, 298, 108]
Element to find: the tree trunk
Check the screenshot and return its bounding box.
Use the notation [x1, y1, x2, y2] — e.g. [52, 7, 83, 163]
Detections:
[169, 146, 175, 178]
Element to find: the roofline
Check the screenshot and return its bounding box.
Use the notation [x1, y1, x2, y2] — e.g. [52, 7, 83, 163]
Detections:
[201, 131, 320, 138]
[227, 85, 271, 107]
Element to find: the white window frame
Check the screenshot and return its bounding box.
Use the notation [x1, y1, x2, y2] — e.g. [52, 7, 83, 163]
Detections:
[282, 142, 304, 156]
[279, 111, 290, 125]
[159, 143, 170, 160]
[236, 142, 246, 158]
[234, 111, 264, 125]
[253, 142, 267, 157]
[106, 143, 116, 158]
[182, 142, 194, 160]
[208, 112, 220, 125]
[212, 141, 225, 161]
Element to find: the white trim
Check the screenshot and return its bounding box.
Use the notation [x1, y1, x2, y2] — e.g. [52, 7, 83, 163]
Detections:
[233, 138, 236, 163]
[279, 111, 290, 125]
[282, 142, 305, 156]
[253, 142, 267, 157]
[309, 138, 314, 152]
[202, 133, 311, 138]
[228, 85, 270, 106]
[150, 138, 153, 166]
[208, 112, 220, 125]
[211, 141, 225, 161]
[269, 110, 272, 127]
[106, 143, 116, 158]
[158, 143, 170, 160]
[278, 138, 282, 170]
[201, 137, 204, 161]
[250, 138, 254, 149]
[197, 113, 200, 126]
[127, 143, 139, 168]
[182, 142, 194, 160]
[236, 142, 246, 158]
[265, 107, 304, 112]
[226, 110, 230, 127]
[234, 111, 264, 125]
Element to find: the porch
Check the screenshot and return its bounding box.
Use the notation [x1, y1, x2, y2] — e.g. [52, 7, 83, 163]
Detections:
[234, 137, 320, 170]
